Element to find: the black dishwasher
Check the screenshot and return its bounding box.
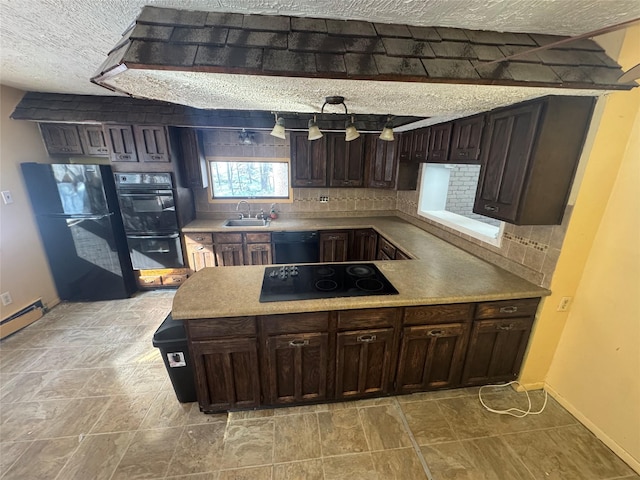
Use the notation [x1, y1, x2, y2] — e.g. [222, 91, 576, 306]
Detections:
[272, 231, 319, 264]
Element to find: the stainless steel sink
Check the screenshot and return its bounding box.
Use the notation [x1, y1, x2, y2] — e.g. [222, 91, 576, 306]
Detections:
[223, 218, 270, 227]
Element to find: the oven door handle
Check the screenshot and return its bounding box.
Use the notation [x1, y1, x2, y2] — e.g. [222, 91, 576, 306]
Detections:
[127, 233, 180, 239]
[117, 191, 173, 197]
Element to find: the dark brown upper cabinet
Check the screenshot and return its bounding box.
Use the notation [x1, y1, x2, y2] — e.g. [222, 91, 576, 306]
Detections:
[39, 123, 84, 156]
[474, 96, 594, 225]
[103, 125, 138, 162]
[173, 128, 208, 189]
[427, 123, 452, 162]
[364, 135, 397, 189]
[449, 115, 484, 163]
[411, 128, 430, 162]
[396, 131, 413, 162]
[290, 131, 327, 187]
[133, 125, 170, 163]
[328, 133, 365, 187]
[78, 125, 109, 156]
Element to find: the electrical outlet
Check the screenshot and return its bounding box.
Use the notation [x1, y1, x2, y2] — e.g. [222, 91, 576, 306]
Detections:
[319, 196, 329, 203]
[1, 191, 14, 205]
[1, 292, 12, 306]
[557, 296, 572, 312]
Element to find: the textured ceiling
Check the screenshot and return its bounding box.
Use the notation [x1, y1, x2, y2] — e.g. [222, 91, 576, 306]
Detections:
[1, 0, 638, 122]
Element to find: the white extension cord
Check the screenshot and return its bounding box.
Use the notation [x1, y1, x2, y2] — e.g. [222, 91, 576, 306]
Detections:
[478, 381, 548, 418]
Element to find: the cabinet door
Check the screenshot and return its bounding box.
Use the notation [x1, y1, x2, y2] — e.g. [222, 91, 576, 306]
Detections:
[376, 236, 396, 261]
[396, 323, 470, 393]
[427, 123, 452, 162]
[215, 243, 244, 266]
[396, 132, 413, 162]
[245, 243, 272, 265]
[104, 125, 138, 162]
[191, 338, 261, 412]
[336, 328, 395, 399]
[328, 134, 364, 187]
[319, 231, 349, 262]
[473, 103, 542, 222]
[449, 116, 484, 163]
[351, 229, 378, 261]
[265, 332, 329, 405]
[364, 135, 397, 189]
[461, 317, 534, 386]
[40, 124, 83, 155]
[291, 131, 327, 187]
[411, 128, 430, 162]
[134, 125, 170, 162]
[175, 127, 208, 188]
[78, 125, 109, 156]
[187, 243, 216, 271]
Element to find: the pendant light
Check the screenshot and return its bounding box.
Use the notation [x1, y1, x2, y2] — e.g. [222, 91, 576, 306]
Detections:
[270, 113, 286, 140]
[345, 115, 360, 142]
[379, 116, 394, 141]
[308, 115, 323, 141]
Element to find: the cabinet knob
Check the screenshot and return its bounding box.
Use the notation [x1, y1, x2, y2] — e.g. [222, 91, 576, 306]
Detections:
[357, 334, 376, 343]
[496, 323, 515, 331]
[289, 339, 310, 347]
[196, 246, 204, 251]
[499, 306, 518, 314]
[484, 204, 498, 212]
[427, 329, 445, 337]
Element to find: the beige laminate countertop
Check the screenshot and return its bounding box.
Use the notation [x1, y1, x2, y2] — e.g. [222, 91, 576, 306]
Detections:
[173, 216, 550, 320]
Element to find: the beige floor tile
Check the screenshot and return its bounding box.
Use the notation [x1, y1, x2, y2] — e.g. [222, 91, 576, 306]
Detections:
[505, 424, 636, 479]
[272, 403, 323, 416]
[0, 441, 33, 472]
[358, 404, 412, 450]
[323, 453, 380, 480]
[111, 426, 183, 480]
[27, 346, 87, 372]
[273, 413, 321, 463]
[0, 348, 46, 373]
[78, 366, 137, 396]
[71, 344, 123, 368]
[420, 438, 533, 480]
[0, 371, 52, 402]
[220, 418, 275, 469]
[317, 409, 370, 456]
[40, 397, 110, 438]
[166, 474, 218, 480]
[0, 400, 69, 441]
[228, 409, 274, 420]
[56, 432, 133, 480]
[33, 369, 91, 399]
[273, 459, 323, 480]
[401, 399, 457, 445]
[396, 387, 480, 403]
[437, 395, 503, 439]
[218, 465, 273, 480]
[187, 403, 228, 425]
[126, 363, 169, 394]
[1, 436, 79, 480]
[166, 422, 227, 476]
[371, 447, 429, 480]
[90, 392, 158, 433]
[139, 390, 193, 429]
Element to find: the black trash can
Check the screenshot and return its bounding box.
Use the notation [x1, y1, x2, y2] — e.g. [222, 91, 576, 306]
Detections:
[152, 314, 197, 403]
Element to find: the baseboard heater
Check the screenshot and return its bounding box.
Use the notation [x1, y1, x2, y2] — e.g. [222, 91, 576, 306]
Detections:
[0, 300, 45, 340]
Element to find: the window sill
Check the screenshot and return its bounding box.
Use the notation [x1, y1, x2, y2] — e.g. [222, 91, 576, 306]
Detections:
[418, 210, 503, 247]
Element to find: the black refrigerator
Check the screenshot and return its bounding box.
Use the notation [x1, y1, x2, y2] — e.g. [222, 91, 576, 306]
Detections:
[21, 162, 137, 301]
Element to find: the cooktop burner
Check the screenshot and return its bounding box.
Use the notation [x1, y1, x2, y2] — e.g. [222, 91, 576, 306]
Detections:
[259, 263, 399, 303]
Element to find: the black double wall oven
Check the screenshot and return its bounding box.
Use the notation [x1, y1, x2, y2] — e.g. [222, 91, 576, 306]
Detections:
[115, 173, 185, 270]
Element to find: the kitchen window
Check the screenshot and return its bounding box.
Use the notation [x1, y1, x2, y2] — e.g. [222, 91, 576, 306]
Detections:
[207, 157, 292, 201]
[417, 163, 504, 246]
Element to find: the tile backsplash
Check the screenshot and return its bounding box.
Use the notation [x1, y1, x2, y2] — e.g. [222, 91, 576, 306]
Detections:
[194, 130, 568, 288]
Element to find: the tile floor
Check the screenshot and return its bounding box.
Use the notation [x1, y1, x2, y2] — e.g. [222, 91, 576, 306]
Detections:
[0, 290, 637, 480]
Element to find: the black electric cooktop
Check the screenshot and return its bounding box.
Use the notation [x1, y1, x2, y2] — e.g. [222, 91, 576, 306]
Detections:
[259, 263, 399, 303]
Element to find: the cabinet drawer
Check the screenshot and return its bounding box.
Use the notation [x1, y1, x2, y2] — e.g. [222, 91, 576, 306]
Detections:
[137, 275, 162, 287]
[184, 232, 213, 244]
[475, 298, 540, 319]
[161, 274, 187, 286]
[260, 312, 329, 335]
[378, 237, 396, 258]
[213, 233, 242, 243]
[245, 233, 271, 243]
[338, 308, 400, 330]
[188, 317, 257, 339]
[404, 304, 474, 325]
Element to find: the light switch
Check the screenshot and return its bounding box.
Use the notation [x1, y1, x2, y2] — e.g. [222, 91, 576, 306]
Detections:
[1, 191, 13, 204]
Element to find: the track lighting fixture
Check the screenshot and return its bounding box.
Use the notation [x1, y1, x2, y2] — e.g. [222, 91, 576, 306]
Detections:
[379, 116, 395, 141]
[344, 115, 360, 142]
[238, 128, 254, 145]
[308, 115, 323, 141]
[308, 96, 363, 142]
[270, 112, 286, 140]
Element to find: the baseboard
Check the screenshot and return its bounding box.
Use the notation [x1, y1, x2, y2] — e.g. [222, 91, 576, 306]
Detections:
[0, 300, 44, 340]
[514, 381, 545, 392]
[545, 383, 640, 474]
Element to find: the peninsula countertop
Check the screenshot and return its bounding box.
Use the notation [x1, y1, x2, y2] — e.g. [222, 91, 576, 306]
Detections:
[172, 216, 550, 320]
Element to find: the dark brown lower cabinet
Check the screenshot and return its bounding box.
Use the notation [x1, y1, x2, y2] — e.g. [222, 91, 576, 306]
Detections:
[265, 332, 329, 405]
[215, 243, 244, 266]
[190, 338, 261, 412]
[336, 328, 395, 399]
[461, 317, 534, 386]
[351, 229, 378, 261]
[245, 243, 272, 265]
[319, 231, 349, 262]
[396, 323, 470, 393]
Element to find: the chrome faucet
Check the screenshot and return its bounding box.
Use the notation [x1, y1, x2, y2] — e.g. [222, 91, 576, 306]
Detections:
[236, 200, 251, 219]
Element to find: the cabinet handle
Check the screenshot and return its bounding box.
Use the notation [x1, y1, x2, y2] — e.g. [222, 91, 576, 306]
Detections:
[196, 246, 204, 251]
[149, 154, 164, 161]
[484, 204, 498, 212]
[427, 329, 445, 337]
[499, 306, 518, 314]
[195, 236, 204, 241]
[458, 151, 469, 157]
[496, 323, 515, 331]
[327, 235, 339, 240]
[357, 334, 376, 343]
[289, 339, 309, 347]
[306, 181, 313, 185]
